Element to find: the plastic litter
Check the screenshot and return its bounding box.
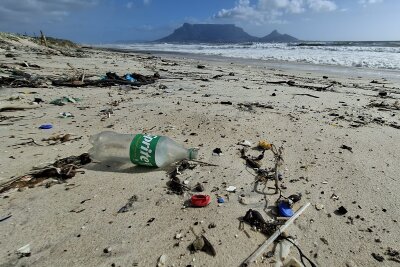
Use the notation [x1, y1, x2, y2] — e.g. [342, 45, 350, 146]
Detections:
[59, 112, 74, 118]
[217, 197, 225, 203]
[39, 124, 53, 129]
[17, 244, 31, 257]
[278, 201, 294, 217]
[50, 96, 80, 106]
[191, 195, 211, 207]
[89, 131, 198, 168]
[226, 186, 237, 192]
[258, 140, 272, 150]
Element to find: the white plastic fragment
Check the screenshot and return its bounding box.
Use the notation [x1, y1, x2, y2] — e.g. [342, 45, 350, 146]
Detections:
[157, 254, 167, 267]
[238, 140, 252, 147]
[17, 244, 31, 256]
[226, 186, 237, 192]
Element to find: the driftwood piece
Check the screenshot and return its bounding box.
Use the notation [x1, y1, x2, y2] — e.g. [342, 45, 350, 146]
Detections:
[266, 80, 334, 91]
[0, 104, 39, 112]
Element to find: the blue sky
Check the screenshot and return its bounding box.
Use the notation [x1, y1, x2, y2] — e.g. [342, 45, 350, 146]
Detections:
[0, 0, 399, 43]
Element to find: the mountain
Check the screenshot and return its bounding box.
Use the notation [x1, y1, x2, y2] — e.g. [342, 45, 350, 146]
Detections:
[155, 24, 298, 43]
[259, 30, 298, 42]
[156, 23, 258, 43]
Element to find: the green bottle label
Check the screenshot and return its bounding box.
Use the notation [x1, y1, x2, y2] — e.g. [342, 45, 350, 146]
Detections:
[130, 134, 161, 167]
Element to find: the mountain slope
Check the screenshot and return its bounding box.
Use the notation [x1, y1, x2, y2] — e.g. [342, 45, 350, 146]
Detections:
[156, 23, 259, 43]
[259, 30, 298, 42]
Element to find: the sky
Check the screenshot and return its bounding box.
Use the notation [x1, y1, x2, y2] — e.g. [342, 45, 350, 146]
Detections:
[0, 0, 399, 43]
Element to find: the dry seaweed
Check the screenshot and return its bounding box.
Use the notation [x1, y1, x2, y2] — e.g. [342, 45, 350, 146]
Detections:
[0, 153, 91, 193]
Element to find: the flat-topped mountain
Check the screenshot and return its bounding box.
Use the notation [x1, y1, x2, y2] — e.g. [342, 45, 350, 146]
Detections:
[156, 23, 298, 43]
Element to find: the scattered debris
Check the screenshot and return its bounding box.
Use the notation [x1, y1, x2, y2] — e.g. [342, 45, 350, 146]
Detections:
[118, 195, 138, 213]
[258, 140, 272, 150]
[194, 182, 205, 192]
[50, 96, 81, 106]
[0, 153, 91, 193]
[335, 206, 348, 215]
[212, 148, 223, 156]
[191, 195, 211, 207]
[190, 227, 216, 256]
[0, 214, 12, 222]
[385, 247, 400, 263]
[226, 186, 237, 192]
[217, 197, 225, 203]
[340, 145, 353, 153]
[39, 123, 53, 129]
[371, 253, 384, 262]
[17, 244, 31, 258]
[157, 254, 167, 267]
[167, 160, 196, 195]
[52, 72, 159, 88]
[238, 140, 252, 147]
[266, 80, 334, 91]
[241, 203, 310, 266]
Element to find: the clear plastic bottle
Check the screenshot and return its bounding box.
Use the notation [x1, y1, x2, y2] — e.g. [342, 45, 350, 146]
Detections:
[88, 131, 198, 167]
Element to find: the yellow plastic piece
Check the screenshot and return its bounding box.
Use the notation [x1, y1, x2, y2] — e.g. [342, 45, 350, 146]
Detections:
[258, 140, 272, 150]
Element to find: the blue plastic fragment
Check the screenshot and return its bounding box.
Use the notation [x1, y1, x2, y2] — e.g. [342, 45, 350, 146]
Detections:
[124, 74, 136, 82]
[39, 124, 53, 129]
[217, 197, 225, 203]
[278, 201, 294, 217]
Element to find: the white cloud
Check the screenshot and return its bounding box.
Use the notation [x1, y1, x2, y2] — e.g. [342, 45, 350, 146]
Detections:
[126, 2, 133, 9]
[215, 0, 337, 24]
[308, 0, 336, 12]
[0, 0, 99, 23]
[359, 0, 383, 6]
[143, 0, 151, 5]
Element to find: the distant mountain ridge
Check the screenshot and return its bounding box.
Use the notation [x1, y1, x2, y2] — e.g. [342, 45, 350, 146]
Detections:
[156, 23, 298, 43]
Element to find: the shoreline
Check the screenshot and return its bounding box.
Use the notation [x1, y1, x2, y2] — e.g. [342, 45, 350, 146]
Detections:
[93, 45, 400, 82]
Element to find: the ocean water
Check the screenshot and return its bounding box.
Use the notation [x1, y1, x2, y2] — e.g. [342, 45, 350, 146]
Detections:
[102, 41, 400, 71]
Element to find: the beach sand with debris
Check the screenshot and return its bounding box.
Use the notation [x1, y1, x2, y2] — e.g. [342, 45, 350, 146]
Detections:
[0, 34, 399, 266]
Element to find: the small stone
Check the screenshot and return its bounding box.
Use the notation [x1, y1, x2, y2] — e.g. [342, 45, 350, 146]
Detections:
[315, 204, 324, 210]
[335, 206, 348, 215]
[371, 253, 384, 262]
[320, 237, 329, 245]
[208, 223, 216, 229]
[175, 233, 182, 239]
[345, 260, 358, 267]
[157, 254, 167, 267]
[239, 196, 249, 205]
[192, 237, 204, 251]
[103, 247, 111, 253]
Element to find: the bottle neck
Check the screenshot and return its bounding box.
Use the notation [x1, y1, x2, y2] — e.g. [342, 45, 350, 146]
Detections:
[188, 148, 198, 160]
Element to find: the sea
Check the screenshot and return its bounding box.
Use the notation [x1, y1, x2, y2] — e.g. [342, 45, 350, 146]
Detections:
[99, 41, 400, 80]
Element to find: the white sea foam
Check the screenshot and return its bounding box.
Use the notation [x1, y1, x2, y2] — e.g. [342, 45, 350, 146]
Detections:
[100, 42, 400, 70]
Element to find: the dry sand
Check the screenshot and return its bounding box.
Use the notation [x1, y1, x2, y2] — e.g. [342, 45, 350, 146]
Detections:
[0, 34, 399, 267]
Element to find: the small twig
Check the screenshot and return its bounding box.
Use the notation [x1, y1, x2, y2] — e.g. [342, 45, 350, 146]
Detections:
[189, 159, 219, 167]
[293, 93, 320, 98]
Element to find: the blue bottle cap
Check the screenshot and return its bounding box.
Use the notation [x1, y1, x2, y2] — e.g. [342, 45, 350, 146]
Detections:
[278, 201, 294, 217]
[39, 124, 53, 129]
[217, 197, 225, 203]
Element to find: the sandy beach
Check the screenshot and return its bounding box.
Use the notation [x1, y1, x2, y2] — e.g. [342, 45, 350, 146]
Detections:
[0, 34, 399, 267]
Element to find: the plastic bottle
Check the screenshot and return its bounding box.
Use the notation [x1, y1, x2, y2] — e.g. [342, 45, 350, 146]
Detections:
[88, 131, 198, 167]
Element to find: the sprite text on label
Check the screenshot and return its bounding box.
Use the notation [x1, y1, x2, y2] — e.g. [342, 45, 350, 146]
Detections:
[130, 134, 160, 167]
